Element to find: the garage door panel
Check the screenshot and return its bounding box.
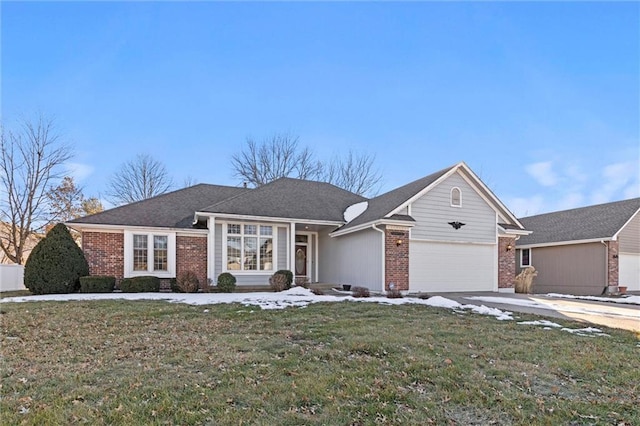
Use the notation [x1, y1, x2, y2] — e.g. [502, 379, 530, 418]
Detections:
[410, 241, 495, 292]
[619, 253, 640, 291]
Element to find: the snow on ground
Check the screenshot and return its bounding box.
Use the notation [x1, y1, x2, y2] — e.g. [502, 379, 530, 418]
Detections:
[1, 288, 613, 335]
[546, 293, 640, 305]
[517, 320, 610, 337]
[1, 287, 516, 319]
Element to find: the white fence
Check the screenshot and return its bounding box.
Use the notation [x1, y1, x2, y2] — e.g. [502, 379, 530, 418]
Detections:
[0, 264, 26, 291]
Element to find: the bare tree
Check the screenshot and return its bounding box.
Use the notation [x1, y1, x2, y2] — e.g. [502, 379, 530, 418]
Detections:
[106, 154, 173, 205]
[0, 116, 72, 264]
[321, 150, 382, 196]
[231, 134, 382, 196]
[231, 133, 322, 187]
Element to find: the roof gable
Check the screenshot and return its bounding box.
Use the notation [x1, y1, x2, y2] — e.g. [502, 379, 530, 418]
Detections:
[199, 177, 366, 222]
[517, 198, 640, 246]
[68, 184, 248, 229]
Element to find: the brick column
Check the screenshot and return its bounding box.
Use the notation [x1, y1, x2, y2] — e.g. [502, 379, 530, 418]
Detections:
[176, 235, 208, 286]
[81, 231, 124, 280]
[498, 237, 516, 291]
[607, 240, 619, 287]
[385, 227, 410, 291]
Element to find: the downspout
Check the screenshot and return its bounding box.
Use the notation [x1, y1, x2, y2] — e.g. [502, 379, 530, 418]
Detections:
[600, 240, 608, 295]
[372, 224, 385, 293]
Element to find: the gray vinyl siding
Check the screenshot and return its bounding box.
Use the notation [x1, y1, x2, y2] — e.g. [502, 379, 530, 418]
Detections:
[517, 243, 606, 296]
[277, 227, 288, 270]
[410, 173, 496, 243]
[618, 212, 640, 254]
[318, 227, 383, 291]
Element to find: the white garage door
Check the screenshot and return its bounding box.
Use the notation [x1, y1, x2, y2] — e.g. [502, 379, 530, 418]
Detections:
[409, 241, 496, 292]
[619, 253, 640, 291]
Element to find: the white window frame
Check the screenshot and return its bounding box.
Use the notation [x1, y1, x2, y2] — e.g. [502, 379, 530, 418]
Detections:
[450, 187, 462, 207]
[222, 222, 277, 274]
[520, 248, 531, 267]
[124, 230, 176, 278]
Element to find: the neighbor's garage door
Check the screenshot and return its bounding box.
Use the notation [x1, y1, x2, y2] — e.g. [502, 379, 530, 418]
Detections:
[619, 253, 640, 291]
[409, 241, 496, 292]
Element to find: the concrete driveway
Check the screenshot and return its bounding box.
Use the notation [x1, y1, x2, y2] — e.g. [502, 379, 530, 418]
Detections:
[436, 292, 640, 333]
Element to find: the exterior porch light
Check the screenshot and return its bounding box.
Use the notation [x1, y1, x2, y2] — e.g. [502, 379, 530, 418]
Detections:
[396, 239, 403, 246]
[506, 242, 513, 251]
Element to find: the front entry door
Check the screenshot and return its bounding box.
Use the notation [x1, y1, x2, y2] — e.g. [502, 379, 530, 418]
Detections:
[295, 245, 307, 277]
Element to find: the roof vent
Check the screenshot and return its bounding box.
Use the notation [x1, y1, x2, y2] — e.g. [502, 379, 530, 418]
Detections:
[344, 201, 368, 223]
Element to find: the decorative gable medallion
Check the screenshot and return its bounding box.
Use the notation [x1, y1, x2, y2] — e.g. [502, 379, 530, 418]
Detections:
[448, 221, 466, 230]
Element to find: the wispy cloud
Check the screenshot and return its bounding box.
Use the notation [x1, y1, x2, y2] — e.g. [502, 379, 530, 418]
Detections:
[525, 161, 557, 187]
[64, 162, 94, 183]
[506, 195, 545, 218]
[590, 161, 638, 204]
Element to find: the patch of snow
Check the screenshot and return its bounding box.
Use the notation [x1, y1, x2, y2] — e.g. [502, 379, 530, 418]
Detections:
[343, 201, 368, 223]
[518, 320, 562, 328]
[560, 327, 609, 337]
[1, 290, 515, 320]
[546, 293, 640, 305]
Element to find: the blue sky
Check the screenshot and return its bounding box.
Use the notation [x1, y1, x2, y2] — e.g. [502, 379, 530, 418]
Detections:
[2, 1, 638, 216]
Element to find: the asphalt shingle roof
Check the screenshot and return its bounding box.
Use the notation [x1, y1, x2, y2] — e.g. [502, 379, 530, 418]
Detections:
[200, 177, 366, 222]
[517, 198, 640, 246]
[337, 165, 455, 231]
[69, 184, 248, 229]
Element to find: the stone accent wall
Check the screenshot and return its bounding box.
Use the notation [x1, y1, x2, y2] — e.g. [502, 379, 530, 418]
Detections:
[385, 227, 409, 291]
[82, 232, 124, 280]
[607, 240, 619, 287]
[498, 237, 516, 289]
[176, 235, 208, 286]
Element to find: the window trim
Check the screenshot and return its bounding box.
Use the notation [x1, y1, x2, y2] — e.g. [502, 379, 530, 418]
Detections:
[124, 231, 176, 278]
[520, 248, 531, 267]
[222, 222, 277, 274]
[450, 187, 462, 207]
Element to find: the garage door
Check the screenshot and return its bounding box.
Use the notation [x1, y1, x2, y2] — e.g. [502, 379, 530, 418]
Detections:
[409, 241, 496, 292]
[619, 253, 640, 291]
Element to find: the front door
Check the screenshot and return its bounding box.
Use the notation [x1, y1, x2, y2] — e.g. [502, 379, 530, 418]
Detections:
[295, 245, 307, 277]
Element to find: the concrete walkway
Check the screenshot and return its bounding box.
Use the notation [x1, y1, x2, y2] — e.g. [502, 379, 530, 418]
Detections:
[436, 292, 640, 333]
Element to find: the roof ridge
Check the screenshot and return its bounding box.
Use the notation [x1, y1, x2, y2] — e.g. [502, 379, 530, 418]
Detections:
[520, 197, 640, 220]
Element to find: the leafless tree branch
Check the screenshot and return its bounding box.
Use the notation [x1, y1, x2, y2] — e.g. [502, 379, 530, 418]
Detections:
[105, 154, 173, 205]
[0, 115, 72, 264]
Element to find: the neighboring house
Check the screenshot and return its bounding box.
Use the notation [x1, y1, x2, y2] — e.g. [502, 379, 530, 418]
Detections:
[67, 162, 529, 293]
[516, 198, 640, 295]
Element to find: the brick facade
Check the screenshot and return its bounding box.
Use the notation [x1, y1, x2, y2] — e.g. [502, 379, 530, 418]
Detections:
[607, 240, 619, 287]
[176, 235, 208, 286]
[384, 227, 410, 291]
[82, 232, 124, 280]
[498, 237, 516, 290]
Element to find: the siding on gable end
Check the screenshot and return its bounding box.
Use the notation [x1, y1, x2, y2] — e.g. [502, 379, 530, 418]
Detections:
[409, 172, 496, 243]
[318, 227, 382, 290]
[618, 212, 640, 253]
[277, 226, 288, 270]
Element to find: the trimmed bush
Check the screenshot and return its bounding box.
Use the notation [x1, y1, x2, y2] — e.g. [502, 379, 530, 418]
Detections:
[176, 271, 200, 293]
[79, 276, 115, 293]
[274, 270, 293, 289]
[169, 278, 180, 293]
[295, 277, 310, 288]
[351, 286, 370, 298]
[269, 272, 289, 292]
[120, 276, 160, 293]
[24, 223, 89, 295]
[217, 272, 236, 293]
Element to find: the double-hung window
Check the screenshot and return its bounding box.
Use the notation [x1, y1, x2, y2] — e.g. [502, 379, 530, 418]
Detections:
[125, 231, 175, 277]
[520, 248, 531, 267]
[226, 223, 273, 272]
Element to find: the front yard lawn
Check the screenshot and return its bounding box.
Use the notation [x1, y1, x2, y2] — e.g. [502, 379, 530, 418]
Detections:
[1, 300, 638, 425]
